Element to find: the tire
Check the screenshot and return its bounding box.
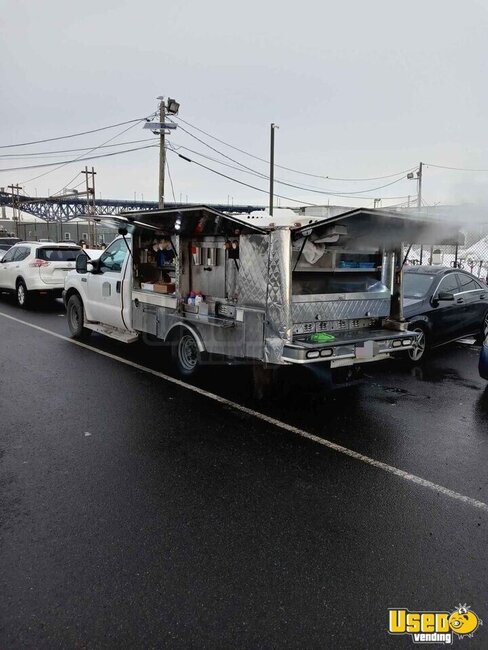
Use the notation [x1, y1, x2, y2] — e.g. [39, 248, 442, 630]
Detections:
[16, 279, 30, 309]
[476, 310, 488, 344]
[407, 323, 428, 363]
[171, 329, 202, 377]
[67, 294, 91, 340]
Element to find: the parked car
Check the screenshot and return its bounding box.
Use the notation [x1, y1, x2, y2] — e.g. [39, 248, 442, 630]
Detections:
[81, 248, 103, 260]
[0, 236, 22, 251]
[480, 334, 488, 380]
[0, 242, 82, 307]
[403, 266, 488, 362]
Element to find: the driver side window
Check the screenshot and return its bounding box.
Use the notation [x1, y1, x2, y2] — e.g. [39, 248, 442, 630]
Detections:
[2, 248, 17, 263]
[437, 273, 459, 295]
[99, 239, 128, 274]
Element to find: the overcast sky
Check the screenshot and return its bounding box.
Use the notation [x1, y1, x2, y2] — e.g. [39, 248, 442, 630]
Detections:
[1, 0, 488, 211]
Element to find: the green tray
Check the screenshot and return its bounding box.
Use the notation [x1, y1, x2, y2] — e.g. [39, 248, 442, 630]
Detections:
[309, 332, 336, 343]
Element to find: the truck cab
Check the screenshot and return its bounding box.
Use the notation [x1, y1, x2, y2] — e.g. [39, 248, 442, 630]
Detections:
[64, 235, 136, 341]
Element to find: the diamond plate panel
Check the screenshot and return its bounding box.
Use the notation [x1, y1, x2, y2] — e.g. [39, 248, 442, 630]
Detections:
[237, 235, 269, 307]
[264, 229, 292, 363]
[291, 298, 390, 324]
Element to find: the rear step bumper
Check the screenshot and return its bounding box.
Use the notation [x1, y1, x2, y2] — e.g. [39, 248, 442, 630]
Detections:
[282, 328, 415, 365]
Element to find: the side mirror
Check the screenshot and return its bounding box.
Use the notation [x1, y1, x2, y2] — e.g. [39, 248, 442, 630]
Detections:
[437, 291, 455, 302]
[76, 253, 88, 274]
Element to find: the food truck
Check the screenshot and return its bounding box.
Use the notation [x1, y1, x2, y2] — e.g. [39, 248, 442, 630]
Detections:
[64, 206, 461, 388]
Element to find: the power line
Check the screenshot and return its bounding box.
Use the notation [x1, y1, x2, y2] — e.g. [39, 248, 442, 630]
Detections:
[425, 162, 488, 172]
[168, 141, 411, 199]
[0, 115, 156, 150]
[165, 156, 177, 203]
[173, 115, 418, 182]
[0, 138, 155, 159]
[19, 118, 152, 185]
[169, 149, 327, 207]
[0, 144, 157, 176]
[50, 172, 83, 197]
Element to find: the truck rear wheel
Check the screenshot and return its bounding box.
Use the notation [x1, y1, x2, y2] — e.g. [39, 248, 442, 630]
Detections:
[67, 294, 91, 341]
[171, 329, 202, 378]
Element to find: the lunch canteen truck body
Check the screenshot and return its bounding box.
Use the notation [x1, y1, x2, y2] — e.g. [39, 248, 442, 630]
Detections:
[63, 206, 462, 382]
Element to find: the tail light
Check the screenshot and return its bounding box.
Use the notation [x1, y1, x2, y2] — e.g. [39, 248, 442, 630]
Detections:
[29, 259, 50, 267]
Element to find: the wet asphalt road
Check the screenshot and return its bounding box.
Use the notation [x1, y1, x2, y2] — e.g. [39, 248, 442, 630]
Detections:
[0, 295, 487, 649]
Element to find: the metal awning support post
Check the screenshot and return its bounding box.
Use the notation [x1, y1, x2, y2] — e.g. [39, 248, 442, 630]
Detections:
[391, 246, 405, 322]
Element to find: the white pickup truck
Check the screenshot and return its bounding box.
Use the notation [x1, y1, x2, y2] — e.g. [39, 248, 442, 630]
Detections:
[61, 206, 448, 387]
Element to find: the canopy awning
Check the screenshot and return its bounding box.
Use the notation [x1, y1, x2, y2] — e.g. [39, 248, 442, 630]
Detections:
[292, 208, 464, 247]
[103, 205, 267, 236]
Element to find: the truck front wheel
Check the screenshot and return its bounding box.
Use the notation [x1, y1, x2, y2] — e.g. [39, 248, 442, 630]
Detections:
[171, 329, 202, 378]
[67, 294, 91, 341]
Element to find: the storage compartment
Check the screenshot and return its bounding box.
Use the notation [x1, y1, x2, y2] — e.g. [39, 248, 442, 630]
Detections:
[292, 271, 387, 296]
[132, 232, 177, 292]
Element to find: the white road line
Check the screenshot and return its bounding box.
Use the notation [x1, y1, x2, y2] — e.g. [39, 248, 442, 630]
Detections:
[1, 309, 488, 514]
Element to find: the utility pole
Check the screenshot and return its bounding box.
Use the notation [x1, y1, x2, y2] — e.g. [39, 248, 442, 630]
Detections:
[159, 99, 166, 209]
[0, 188, 6, 220]
[146, 97, 179, 209]
[269, 123, 278, 216]
[81, 166, 97, 245]
[417, 162, 423, 208]
[8, 184, 22, 236]
[417, 162, 424, 264]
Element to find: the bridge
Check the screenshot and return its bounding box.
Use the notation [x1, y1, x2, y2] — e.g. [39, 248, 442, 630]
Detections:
[0, 192, 264, 222]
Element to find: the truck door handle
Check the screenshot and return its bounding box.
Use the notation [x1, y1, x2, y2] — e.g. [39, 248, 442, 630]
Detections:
[456, 298, 464, 303]
[116, 281, 121, 293]
[480, 294, 486, 299]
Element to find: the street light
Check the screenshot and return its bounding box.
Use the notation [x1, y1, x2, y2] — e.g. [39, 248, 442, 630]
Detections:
[166, 98, 180, 115]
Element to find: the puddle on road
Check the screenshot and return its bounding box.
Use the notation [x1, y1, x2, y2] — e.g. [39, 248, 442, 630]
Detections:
[409, 365, 481, 391]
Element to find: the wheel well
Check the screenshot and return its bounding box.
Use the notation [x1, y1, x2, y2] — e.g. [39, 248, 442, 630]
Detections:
[164, 323, 205, 352]
[15, 276, 25, 288]
[65, 287, 82, 304]
[408, 320, 430, 336]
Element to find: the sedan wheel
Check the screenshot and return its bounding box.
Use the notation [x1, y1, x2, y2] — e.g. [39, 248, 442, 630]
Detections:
[483, 312, 488, 339]
[408, 327, 427, 362]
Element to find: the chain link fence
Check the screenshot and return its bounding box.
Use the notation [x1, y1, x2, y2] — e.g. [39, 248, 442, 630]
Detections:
[406, 224, 488, 283]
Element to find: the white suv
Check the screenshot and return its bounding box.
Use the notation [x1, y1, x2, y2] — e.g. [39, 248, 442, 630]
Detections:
[0, 242, 82, 307]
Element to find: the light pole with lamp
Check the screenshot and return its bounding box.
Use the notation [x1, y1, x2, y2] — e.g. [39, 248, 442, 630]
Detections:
[144, 97, 180, 209]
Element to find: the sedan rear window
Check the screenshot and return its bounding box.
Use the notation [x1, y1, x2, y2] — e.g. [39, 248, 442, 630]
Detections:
[403, 273, 435, 299]
[37, 247, 81, 262]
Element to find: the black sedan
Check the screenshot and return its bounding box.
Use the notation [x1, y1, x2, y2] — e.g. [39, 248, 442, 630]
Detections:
[480, 335, 488, 380]
[403, 266, 488, 362]
[0, 237, 21, 250]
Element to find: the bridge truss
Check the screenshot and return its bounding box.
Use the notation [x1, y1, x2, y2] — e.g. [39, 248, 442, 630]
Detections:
[0, 192, 263, 222]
